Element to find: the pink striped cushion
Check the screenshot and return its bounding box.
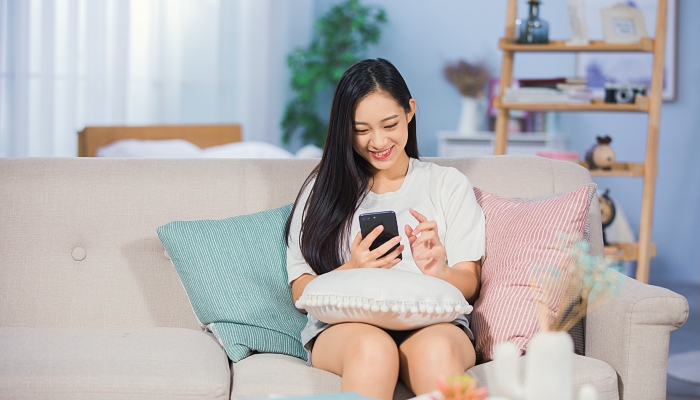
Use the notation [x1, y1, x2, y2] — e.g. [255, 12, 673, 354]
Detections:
[472, 184, 595, 363]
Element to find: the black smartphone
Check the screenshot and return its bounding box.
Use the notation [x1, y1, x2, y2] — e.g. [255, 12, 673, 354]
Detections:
[359, 211, 402, 260]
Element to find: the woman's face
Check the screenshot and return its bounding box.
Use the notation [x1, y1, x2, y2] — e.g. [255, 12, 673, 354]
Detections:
[352, 91, 416, 174]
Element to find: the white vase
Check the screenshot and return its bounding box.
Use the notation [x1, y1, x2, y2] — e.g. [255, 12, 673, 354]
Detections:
[493, 331, 581, 400]
[457, 96, 480, 135]
[493, 341, 524, 399]
[524, 331, 574, 400]
[566, 0, 589, 45]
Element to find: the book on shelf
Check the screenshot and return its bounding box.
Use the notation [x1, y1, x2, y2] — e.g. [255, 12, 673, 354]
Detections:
[556, 83, 588, 90]
[487, 78, 554, 133]
[518, 77, 587, 86]
[535, 150, 580, 163]
[518, 77, 588, 91]
[525, 111, 546, 132]
[502, 87, 593, 104]
[521, 82, 588, 90]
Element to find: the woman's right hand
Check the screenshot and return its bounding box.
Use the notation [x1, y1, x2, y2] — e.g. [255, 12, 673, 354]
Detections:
[339, 225, 404, 270]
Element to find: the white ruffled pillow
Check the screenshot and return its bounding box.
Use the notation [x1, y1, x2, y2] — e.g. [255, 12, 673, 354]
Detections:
[296, 269, 472, 331]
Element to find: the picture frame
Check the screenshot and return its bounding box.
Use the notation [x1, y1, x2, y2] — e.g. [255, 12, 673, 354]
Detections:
[576, 0, 677, 101]
[600, 3, 647, 44]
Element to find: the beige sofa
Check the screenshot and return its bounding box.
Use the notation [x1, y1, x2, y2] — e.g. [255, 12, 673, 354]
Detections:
[0, 156, 688, 400]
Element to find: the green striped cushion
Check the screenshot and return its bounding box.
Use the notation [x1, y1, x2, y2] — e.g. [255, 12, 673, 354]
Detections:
[157, 204, 307, 362]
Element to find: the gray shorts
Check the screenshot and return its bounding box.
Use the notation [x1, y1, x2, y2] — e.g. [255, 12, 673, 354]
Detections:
[300, 314, 475, 367]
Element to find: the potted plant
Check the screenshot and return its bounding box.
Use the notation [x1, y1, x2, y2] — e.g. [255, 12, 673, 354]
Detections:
[282, 0, 387, 148]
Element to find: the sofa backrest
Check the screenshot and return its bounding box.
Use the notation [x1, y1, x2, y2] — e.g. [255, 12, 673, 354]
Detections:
[0, 156, 600, 330]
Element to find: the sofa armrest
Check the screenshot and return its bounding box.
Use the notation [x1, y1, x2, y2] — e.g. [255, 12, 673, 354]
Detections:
[585, 272, 688, 400]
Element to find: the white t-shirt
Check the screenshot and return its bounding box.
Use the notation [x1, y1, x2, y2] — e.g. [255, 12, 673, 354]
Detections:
[286, 158, 485, 284]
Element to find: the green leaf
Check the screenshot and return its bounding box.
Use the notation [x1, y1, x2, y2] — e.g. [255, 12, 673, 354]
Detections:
[281, 0, 387, 147]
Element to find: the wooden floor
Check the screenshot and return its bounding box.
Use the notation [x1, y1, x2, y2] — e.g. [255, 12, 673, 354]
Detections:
[650, 278, 700, 399]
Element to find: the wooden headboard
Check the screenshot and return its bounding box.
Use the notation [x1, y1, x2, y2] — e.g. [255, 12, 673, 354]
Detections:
[78, 125, 242, 157]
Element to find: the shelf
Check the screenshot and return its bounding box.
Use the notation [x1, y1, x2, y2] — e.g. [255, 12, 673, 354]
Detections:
[577, 161, 645, 177]
[498, 38, 655, 52]
[494, 96, 649, 112]
[604, 242, 656, 262]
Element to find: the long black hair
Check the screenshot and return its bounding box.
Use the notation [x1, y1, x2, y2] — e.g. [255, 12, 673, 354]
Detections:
[285, 58, 419, 275]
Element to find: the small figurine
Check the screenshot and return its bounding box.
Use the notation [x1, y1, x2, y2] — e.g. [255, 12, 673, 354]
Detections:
[599, 189, 617, 246]
[585, 135, 615, 170]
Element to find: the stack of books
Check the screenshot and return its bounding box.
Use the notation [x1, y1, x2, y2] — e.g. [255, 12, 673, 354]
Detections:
[502, 77, 593, 104]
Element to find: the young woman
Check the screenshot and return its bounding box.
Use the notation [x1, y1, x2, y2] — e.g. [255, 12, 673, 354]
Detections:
[285, 58, 485, 400]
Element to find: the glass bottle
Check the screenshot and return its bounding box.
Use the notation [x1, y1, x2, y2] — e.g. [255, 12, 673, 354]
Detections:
[517, 0, 549, 44]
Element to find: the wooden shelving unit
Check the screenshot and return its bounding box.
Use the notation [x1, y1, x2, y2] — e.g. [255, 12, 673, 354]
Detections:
[493, 0, 668, 283]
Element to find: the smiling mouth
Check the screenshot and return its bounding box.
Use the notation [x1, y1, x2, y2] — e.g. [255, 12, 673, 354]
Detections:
[370, 146, 393, 159]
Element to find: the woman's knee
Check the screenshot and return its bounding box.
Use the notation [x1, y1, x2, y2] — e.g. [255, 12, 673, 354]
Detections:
[423, 334, 462, 363]
[345, 327, 400, 368]
[312, 323, 400, 377]
[402, 325, 475, 369]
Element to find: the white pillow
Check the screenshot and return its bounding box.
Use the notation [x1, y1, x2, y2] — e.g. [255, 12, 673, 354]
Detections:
[202, 141, 294, 158]
[95, 139, 203, 158]
[296, 268, 473, 331]
[294, 144, 324, 158]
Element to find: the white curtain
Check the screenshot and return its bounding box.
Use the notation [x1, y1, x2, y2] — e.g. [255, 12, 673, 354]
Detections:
[0, 0, 313, 157]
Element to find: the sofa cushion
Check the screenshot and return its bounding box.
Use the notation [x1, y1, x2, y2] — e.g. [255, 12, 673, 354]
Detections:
[230, 354, 416, 400]
[157, 204, 307, 362]
[0, 327, 230, 400]
[471, 184, 596, 363]
[467, 354, 619, 400]
[296, 268, 473, 330]
[231, 353, 340, 398]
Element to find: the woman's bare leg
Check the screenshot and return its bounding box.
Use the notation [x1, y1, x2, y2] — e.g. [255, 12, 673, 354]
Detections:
[312, 323, 399, 400]
[398, 323, 476, 395]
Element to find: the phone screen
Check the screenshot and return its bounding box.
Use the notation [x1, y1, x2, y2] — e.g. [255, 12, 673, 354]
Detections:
[359, 211, 402, 260]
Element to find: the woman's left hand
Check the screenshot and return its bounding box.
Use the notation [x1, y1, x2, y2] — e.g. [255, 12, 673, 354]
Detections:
[404, 209, 447, 278]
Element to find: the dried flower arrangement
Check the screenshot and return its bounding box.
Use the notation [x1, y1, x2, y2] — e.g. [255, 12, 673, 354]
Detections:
[443, 60, 491, 98]
[532, 235, 625, 333]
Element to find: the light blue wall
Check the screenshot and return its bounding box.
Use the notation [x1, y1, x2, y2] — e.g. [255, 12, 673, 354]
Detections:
[313, 0, 700, 283]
